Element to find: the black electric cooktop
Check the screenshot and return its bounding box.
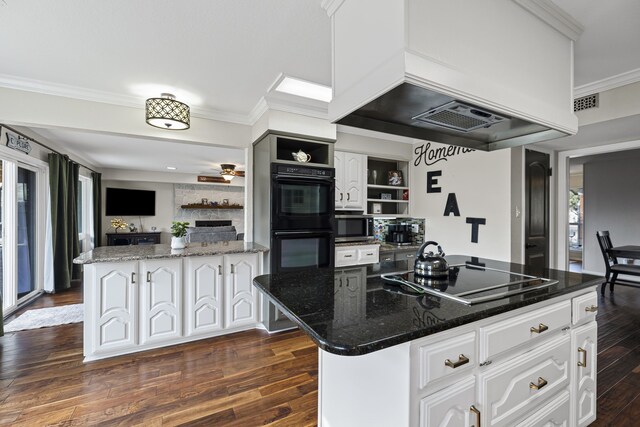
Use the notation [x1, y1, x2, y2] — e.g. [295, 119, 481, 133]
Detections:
[381, 261, 559, 305]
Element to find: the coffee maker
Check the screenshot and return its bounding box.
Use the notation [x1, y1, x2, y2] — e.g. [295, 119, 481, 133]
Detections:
[386, 224, 413, 245]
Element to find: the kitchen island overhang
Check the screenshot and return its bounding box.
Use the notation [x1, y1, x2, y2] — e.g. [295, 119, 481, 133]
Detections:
[253, 255, 602, 427]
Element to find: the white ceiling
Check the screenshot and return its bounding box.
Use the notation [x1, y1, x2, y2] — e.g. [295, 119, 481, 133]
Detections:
[1, 0, 639, 171]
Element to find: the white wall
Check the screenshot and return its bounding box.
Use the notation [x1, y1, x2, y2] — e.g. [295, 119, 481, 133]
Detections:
[101, 180, 175, 246]
[410, 141, 512, 261]
[583, 155, 640, 274]
[334, 130, 413, 159]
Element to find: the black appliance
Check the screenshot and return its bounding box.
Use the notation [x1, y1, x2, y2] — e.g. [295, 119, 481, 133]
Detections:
[335, 215, 374, 242]
[271, 163, 335, 231]
[271, 230, 334, 272]
[382, 257, 559, 305]
[386, 224, 413, 245]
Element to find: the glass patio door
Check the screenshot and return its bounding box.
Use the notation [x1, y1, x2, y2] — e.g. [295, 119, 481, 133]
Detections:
[1, 156, 44, 314]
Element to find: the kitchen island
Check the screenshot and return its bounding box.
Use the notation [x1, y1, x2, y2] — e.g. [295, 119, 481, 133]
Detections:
[74, 241, 268, 361]
[253, 255, 602, 427]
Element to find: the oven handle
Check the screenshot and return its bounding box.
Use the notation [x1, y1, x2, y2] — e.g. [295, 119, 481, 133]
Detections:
[273, 175, 334, 183]
[273, 230, 334, 236]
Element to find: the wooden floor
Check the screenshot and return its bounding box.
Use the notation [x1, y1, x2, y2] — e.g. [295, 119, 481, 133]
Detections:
[2, 283, 640, 426]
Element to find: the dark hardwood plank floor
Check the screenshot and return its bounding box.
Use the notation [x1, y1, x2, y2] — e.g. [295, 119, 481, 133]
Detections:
[2, 282, 640, 425]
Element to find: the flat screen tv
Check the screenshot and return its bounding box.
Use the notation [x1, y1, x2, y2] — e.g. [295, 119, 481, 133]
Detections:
[106, 188, 156, 216]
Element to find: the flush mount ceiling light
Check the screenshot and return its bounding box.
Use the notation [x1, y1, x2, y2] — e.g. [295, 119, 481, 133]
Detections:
[220, 164, 245, 181]
[274, 76, 332, 102]
[145, 93, 190, 130]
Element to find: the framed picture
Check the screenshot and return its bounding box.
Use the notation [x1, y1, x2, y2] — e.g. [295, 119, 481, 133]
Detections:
[372, 203, 382, 214]
[388, 170, 403, 186]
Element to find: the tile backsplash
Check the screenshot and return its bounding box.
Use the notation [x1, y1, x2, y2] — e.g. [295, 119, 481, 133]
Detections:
[174, 184, 245, 234]
[373, 217, 425, 244]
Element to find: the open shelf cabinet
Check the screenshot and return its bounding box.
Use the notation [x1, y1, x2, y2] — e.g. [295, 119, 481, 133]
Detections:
[367, 157, 410, 217]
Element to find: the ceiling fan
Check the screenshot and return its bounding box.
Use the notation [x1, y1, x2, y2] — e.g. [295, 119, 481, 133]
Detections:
[197, 164, 245, 183]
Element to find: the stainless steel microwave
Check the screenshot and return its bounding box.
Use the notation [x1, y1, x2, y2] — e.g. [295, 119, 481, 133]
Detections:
[335, 215, 374, 242]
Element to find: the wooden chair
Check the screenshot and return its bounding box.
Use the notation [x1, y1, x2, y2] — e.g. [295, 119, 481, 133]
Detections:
[596, 230, 640, 294]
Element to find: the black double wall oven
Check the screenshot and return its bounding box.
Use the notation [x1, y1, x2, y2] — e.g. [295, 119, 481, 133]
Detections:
[270, 163, 335, 273]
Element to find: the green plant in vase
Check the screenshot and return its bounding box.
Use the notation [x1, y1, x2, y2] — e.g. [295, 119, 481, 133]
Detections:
[170, 221, 189, 249]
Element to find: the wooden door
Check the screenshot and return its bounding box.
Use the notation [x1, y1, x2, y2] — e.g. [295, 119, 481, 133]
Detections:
[525, 149, 550, 274]
[139, 259, 182, 344]
[184, 256, 224, 337]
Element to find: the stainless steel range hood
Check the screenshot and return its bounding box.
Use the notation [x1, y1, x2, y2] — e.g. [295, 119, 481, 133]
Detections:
[337, 83, 569, 151]
[324, 0, 579, 151]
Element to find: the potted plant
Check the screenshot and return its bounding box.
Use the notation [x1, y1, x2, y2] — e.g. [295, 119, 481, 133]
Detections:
[170, 221, 190, 249]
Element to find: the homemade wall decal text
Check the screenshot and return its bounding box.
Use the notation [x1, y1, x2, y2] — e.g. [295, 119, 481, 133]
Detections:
[414, 142, 474, 167]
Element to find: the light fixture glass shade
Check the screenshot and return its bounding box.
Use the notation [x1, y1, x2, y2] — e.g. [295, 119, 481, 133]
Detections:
[145, 93, 190, 130]
[220, 172, 235, 181]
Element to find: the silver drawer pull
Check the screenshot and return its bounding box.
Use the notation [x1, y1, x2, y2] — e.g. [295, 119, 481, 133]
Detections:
[383, 257, 393, 261]
[218, 265, 223, 276]
[344, 254, 353, 258]
[405, 254, 414, 258]
[445, 354, 469, 369]
[530, 323, 548, 334]
[585, 305, 598, 313]
[366, 253, 374, 256]
[131, 272, 136, 284]
[578, 347, 587, 368]
[529, 377, 548, 390]
[146, 271, 151, 283]
[470, 405, 481, 427]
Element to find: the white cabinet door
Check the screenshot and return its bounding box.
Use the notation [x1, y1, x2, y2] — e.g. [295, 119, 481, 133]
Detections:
[184, 256, 224, 337]
[224, 253, 260, 329]
[334, 151, 345, 208]
[420, 377, 478, 427]
[343, 152, 365, 210]
[571, 322, 597, 427]
[139, 259, 182, 345]
[90, 262, 138, 354]
[334, 151, 365, 211]
[333, 268, 366, 327]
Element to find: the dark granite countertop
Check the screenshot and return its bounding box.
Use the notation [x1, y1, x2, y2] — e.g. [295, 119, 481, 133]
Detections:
[74, 241, 269, 264]
[253, 255, 602, 356]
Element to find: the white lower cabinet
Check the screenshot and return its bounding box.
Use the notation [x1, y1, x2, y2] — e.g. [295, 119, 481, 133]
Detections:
[224, 252, 260, 329]
[87, 261, 138, 356]
[420, 377, 479, 427]
[571, 322, 597, 427]
[84, 252, 263, 361]
[139, 259, 182, 345]
[410, 289, 598, 427]
[184, 256, 224, 337]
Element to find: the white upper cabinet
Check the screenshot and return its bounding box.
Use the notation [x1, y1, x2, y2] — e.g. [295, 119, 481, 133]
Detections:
[335, 150, 366, 211]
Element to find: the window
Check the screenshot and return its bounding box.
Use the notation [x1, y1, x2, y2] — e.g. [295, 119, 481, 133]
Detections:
[78, 175, 93, 252]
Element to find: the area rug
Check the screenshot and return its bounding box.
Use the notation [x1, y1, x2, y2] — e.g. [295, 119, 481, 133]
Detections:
[4, 304, 84, 332]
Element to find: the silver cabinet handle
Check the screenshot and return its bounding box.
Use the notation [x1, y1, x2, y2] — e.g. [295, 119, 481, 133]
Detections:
[146, 271, 151, 283]
[340, 193, 344, 201]
[585, 305, 597, 312]
[347, 193, 350, 201]
[230, 264, 235, 274]
[578, 347, 587, 368]
[344, 254, 353, 258]
[530, 323, 548, 334]
[445, 354, 469, 369]
[366, 253, 374, 256]
[405, 254, 414, 258]
[218, 265, 223, 276]
[131, 272, 136, 284]
[529, 377, 548, 390]
[470, 405, 481, 427]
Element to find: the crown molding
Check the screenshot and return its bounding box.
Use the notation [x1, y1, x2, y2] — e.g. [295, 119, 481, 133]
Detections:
[574, 68, 640, 98]
[0, 73, 251, 126]
[320, 0, 345, 17]
[247, 97, 270, 125]
[513, 0, 584, 41]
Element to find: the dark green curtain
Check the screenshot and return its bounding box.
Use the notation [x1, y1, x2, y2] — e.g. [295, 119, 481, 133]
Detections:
[49, 153, 80, 291]
[91, 172, 102, 247]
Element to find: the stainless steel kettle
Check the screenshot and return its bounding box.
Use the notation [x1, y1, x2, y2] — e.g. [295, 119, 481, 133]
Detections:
[414, 241, 449, 278]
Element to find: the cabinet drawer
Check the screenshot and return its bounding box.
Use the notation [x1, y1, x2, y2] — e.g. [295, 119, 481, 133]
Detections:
[336, 248, 358, 267]
[515, 389, 570, 427]
[418, 332, 476, 389]
[480, 334, 571, 427]
[572, 291, 598, 325]
[395, 251, 417, 261]
[479, 300, 570, 361]
[357, 245, 379, 265]
[379, 252, 395, 262]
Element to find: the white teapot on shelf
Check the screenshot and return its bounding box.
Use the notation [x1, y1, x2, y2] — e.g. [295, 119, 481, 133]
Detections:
[292, 149, 311, 163]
